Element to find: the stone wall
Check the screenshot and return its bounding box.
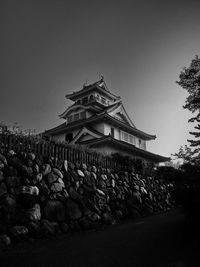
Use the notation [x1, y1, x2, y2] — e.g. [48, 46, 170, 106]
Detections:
[0, 150, 174, 250]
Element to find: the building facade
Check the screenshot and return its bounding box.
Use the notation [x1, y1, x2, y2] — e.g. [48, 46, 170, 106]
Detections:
[45, 77, 169, 163]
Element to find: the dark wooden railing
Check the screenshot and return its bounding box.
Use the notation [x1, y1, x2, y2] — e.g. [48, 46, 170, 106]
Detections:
[0, 133, 121, 169]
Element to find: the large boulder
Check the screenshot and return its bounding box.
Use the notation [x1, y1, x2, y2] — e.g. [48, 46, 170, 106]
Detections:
[65, 199, 82, 220]
[31, 173, 43, 185]
[16, 186, 39, 209]
[77, 169, 85, 178]
[27, 221, 41, 238]
[26, 203, 41, 221]
[2, 194, 16, 213]
[41, 164, 51, 176]
[0, 154, 7, 166]
[102, 211, 116, 225]
[38, 180, 50, 197]
[0, 183, 7, 198]
[52, 168, 63, 179]
[68, 162, 75, 170]
[17, 185, 39, 196]
[32, 164, 40, 174]
[92, 166, 97, 173]
[69, 187, 83, 203]
[41, 220, 58, 236]
[20, 165, 33, 177]
[27, 153, 36, 161]
[0, 234, 11, 251]
[81, 163, 87, 171]
[87, 212, 101, 222]
[0, 171, 4, 183]
[43, 200, 66, 222]
[46, 173, 58, 185]
[0, 162, 5, 170]
[6, 176, 21, 188]
[9, 225, 29, 240]
[4, 165, 18, 177]
[7, 156, 22, 169]
[50, 179, 65, 193]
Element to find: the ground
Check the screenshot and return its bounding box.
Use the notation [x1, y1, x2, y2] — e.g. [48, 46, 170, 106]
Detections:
[1, 209, 199, 267]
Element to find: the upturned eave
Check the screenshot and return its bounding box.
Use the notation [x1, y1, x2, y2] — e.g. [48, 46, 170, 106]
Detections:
[66, 84, 120, 101]
[45, 113, 156, 140]
[79, 136, 170, 163]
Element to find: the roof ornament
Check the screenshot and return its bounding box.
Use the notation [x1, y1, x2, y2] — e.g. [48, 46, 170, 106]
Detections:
[98, 74, 105, 88]
[83, 80, 87, 88]
[100, 75, 104, 82]
[98, 74, 110, 92]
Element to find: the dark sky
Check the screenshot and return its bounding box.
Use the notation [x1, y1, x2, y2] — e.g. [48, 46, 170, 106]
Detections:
[1, 0, 200, 156]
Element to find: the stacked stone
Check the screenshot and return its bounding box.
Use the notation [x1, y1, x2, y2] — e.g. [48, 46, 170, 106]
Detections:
[0, 150, 174, 250]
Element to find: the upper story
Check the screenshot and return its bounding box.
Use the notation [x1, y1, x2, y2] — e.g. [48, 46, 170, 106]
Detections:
[65, 76, 120, 107]
[60, 77, 134, 126]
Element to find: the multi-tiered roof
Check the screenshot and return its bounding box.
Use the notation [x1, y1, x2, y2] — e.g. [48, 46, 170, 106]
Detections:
[45, 77, 169, 163]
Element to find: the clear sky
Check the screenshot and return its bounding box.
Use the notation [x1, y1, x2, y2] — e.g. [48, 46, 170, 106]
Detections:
[1, 0, 200, 157]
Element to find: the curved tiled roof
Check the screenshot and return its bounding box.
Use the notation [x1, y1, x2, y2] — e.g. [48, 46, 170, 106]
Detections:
[66, 78, 120, 101]
[44, 113, 156, 140]
[79, 135, 170, 163]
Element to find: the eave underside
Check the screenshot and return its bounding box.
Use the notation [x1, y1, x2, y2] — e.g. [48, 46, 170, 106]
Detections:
[79, 136, 170, 163]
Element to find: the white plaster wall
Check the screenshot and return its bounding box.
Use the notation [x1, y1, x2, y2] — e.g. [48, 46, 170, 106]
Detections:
[104, 123, 111, 136]
[93, 122, 105, 135]
[86, 110, 93, 118]
[104, 123, 120, 139]
[93, 122, 120, 139]
[140, 140, 146, 150]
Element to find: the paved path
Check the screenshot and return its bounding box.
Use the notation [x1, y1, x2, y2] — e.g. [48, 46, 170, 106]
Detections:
[1, 209, 199, 267]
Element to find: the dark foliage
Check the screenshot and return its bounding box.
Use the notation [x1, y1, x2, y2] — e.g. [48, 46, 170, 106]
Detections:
[176, 55, 200, 149]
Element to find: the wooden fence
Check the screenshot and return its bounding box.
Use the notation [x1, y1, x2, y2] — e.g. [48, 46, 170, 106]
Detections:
[0, 133, 122, 169]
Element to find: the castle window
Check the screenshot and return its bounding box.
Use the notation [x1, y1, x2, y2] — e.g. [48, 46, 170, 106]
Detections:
[65, 133, 73, 142]
[82, 97, 88, 105]
[124, 133, 128, 142]
[67, 115, 73, 123]
[121, 131, 136, 145]
[77, 99, 81, 105]
[80, 111, 86, 119]
[129, 135, 134, 144]
[74, 113, 79, 121]
[101, 97, 106, 104]
[89, 95, 94, 101]
[111, 127, 115, 137]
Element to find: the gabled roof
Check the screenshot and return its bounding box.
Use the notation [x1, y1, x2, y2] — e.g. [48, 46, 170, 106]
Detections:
[59, 104, 98, 119]
[66, 78, 120, 101]
[79, 135, 170, 163]
[71, 126, 104, 144]
[100, 101, 136, 128]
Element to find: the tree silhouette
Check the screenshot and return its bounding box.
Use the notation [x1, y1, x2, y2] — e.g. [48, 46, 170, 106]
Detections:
[177, 55, 200, 151]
